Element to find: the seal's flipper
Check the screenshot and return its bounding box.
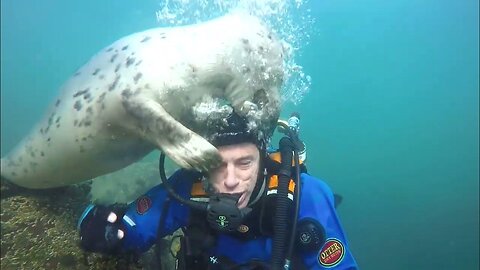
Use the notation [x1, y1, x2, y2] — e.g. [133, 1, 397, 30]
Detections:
[122, 95, 222, 172]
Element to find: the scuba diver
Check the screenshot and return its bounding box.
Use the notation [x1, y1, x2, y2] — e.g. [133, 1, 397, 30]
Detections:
[77, 111, 359, 269]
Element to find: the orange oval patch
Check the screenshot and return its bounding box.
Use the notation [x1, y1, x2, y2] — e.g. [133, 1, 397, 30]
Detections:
[318, 238, 345, 267]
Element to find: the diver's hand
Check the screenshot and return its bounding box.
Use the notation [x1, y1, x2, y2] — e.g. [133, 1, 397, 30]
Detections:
[78, 204, 127, 255]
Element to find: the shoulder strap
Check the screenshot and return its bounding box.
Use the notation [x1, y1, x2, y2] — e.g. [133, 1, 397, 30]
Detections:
[175, 209, 217, 270]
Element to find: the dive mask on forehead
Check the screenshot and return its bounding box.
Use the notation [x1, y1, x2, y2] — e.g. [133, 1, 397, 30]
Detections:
[207, 112, 263, 148]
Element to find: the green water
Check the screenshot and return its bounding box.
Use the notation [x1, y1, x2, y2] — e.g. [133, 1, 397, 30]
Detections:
[1, 0, 478, 269]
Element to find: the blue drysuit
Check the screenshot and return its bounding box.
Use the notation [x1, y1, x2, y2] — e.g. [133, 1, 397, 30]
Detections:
[111, 169, 359, 269]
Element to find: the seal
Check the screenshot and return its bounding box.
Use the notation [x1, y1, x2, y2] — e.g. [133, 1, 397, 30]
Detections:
[0, 11, 285, 189]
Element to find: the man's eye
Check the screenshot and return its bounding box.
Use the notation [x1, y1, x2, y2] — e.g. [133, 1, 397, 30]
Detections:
[239, 160, 252, 167]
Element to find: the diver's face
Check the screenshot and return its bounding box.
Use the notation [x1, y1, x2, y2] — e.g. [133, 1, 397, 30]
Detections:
[209, 142, 260, 209]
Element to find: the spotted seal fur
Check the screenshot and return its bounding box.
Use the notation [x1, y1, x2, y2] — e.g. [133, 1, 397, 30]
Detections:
[0, 11, 285, 188]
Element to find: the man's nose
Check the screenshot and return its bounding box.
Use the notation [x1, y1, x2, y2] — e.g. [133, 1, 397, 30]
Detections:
[223, 164, 239, 189]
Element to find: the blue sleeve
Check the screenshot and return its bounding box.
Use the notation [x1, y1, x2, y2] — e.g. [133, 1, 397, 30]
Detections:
[298, 173, 359, 269]
[119, 169, 195, 254]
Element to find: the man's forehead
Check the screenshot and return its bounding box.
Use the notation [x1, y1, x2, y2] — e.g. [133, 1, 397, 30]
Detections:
[218, 143, 259, 158]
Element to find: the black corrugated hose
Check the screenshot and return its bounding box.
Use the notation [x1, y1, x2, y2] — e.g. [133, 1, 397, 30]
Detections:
[271, 136, 295, 270]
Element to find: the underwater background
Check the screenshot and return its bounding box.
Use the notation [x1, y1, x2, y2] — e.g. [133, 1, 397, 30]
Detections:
[1, 0, 478, 269]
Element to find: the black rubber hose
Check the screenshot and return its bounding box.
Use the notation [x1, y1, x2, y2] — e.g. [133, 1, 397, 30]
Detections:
[271, 137, 295, 270]
[286, 148, 301, 263]
[158, 153, 207, 212]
